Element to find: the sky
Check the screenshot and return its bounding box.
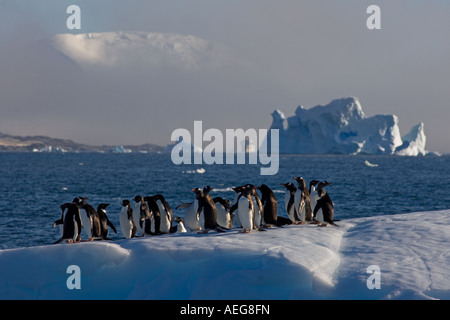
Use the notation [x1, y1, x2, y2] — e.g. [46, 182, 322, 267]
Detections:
[0, 0, 449, 153]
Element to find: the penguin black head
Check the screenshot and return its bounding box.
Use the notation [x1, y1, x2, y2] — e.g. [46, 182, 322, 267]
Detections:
[133, 195, 143, 202]
[203, 186, 213, 194]
[98, 203, 110, 210]
[310, 180, 321, 187]
[174, 217, 184, 223]
[281, 182, 296, 191]
[232, 186, 244, 194]
[317, 181, 332, 190]
[121, 199, 131, 207]
[191, 188, 204, 198]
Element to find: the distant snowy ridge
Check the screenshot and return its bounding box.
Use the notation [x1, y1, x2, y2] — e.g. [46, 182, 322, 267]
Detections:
[269, 97, 429, 156]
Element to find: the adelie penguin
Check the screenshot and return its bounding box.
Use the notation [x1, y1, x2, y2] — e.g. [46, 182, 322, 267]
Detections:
[176, 197, 201, 232]
[78, 197, 103, 240]
[132, 195, 148, 236]
[53, 202, 82, 244]
[309, 180, 321, 221]
[244, 184, 264, 229]
[149, 194, 173, 234]
[257, 184, 278, 227]
[120, 199, 136, 238]
[237, 186, 255, 233]
[313, 181, 336, 226]
[281, 182, 301, 224]
[96, 203, 117, 240]
[213, 197, 233, 229]
[293, 177, 312, 223]
[192, 186, 228, 233]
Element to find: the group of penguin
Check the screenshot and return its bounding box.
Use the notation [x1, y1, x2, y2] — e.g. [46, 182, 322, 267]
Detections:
[52, 177, 337, 244]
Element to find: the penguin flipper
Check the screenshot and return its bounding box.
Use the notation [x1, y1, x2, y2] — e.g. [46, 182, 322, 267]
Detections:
[176, 202, 194, 210]
[107, 219, 117, 234]
[230, 203, 238, 214]
[52, 219, 63, 228]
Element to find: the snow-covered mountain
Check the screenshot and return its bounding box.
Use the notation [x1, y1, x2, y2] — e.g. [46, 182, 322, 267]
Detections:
[269, 97, 428, 156]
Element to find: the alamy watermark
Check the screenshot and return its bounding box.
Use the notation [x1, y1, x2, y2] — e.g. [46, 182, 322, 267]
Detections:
[366, 265, 381, 290]
[170, 121, 279, 175]
[66, 265, 81, 290]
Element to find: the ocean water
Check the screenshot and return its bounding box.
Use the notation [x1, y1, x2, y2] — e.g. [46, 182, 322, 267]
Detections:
[0, 152, 449, 250]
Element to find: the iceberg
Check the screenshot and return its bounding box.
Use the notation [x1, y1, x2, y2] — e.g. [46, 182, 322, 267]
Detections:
[269, 97, 428, 155]
[395, 122, 427, 156]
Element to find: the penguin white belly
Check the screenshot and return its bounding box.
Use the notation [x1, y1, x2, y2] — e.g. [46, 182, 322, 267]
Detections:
[310, 192, 319, 219]
[299, 200, 306, 222]
[238, 197, 253, 232]
[184, 200, 201, 231]
[216, 203, 231, 229]
[133, 202, 144, 235]
[285, 191, 296, 222]
[120, 207, 133, 238]
[177, 221, 187, 233]
[156, 201, 171, 234]
[198, 208, 205, 230]
[80, 209, 92, 238]
[252, 198, 262, 228]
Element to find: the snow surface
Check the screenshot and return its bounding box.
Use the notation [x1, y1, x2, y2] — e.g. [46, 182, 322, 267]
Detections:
[0, 210, 449, 300]
[270, 97, 428, 156]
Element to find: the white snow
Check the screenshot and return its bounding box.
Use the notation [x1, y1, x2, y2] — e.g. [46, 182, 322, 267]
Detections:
[395, 122, 428, 156]
[270, 97, 428, 155]
[0, 210, 449, 300]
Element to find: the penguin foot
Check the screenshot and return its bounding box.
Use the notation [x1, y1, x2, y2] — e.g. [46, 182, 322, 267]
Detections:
[239, 229, 252, 233]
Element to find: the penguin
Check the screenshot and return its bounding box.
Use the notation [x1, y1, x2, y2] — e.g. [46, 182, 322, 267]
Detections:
[230, 186, 245, 227]
[143, 196, 161, 235]
[147, 194, 173, 234]
[53, 202, 82, 244]
[213, 197, 233, 229]
[309, 180, 321, 221]
[132, 195, 147, 236]
[314, 187, 338, 227]
[293, 177, 312, 223]
[244, 184, 264, 229]
[78, 197, 102, 240]
[72, 197, 92, 239]
[120, 199, 136, 238]
[237, 186, 255, 233]
[173, 217, 188, 233]
[314, 181, 333, 225]
[52, 203, 69, 238]
[96, 203, 117, 240]
[192, 187, 227, 233]
[176, 200, 201, 232]
[281, 182, 301, 224]
[257, 184, 278, 227]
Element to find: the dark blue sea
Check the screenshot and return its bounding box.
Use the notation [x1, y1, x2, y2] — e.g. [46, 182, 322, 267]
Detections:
[0, 152, 449, 250]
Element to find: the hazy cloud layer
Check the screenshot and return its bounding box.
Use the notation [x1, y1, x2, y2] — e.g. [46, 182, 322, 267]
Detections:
[0, 1, 449, 152]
